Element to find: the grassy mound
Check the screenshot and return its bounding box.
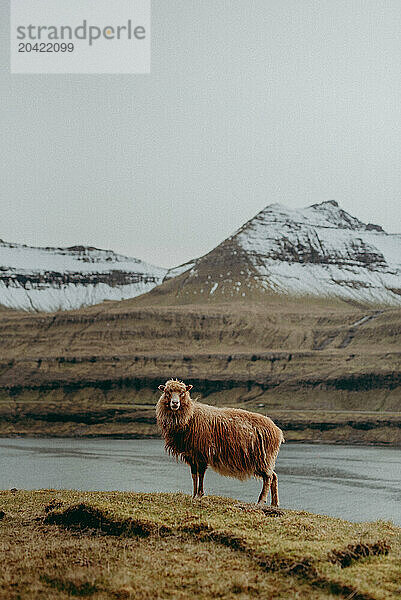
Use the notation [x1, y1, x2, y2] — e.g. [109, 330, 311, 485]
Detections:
[0, 490, 400, 599]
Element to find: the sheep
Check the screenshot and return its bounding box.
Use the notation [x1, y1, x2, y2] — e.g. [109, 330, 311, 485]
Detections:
[156, 379, 284, 505]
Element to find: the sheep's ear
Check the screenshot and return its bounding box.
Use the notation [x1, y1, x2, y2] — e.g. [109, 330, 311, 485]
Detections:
[158, 384, 165, 391]
[186, 384, 193, 392]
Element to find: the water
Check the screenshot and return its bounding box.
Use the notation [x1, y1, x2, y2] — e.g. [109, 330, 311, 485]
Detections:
[0, 438, 400, 525]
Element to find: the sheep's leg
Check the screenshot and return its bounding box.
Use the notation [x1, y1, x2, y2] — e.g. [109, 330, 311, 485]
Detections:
[196, 464, 207, 498]
[190, 463, 198, 498]
[270, 471, 279, 507]
[257, 474, 272, 505]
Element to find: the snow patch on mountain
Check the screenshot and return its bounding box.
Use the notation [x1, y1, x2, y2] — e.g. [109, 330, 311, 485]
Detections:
[233, 201, 401, 305]
[163, 260, 197, 281]
[165, 200, 401, 306]
[0, 241, 167, 312]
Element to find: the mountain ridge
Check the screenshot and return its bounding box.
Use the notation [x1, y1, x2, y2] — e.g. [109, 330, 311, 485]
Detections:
[0, 239, 166, 311]
[157, 200, 401, 306]
[1, 200, 400, 311]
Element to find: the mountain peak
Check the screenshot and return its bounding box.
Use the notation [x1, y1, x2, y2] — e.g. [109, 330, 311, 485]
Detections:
[312, 199, 339, 208]
[158, 200, 401, 307]
[247, 199, 376, 233]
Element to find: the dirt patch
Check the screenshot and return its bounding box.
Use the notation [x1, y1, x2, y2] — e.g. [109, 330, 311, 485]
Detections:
[40, 575, 99, 597]
[44, 503, 170, 538]
[256, 552, 314, 576]
[236, 503, 285, 517]
[44, 499, 64, 513]
[328, 540, 391, 568]
[182, 522, 249, 552]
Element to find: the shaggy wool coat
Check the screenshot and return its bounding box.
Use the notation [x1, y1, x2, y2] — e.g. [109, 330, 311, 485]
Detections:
[156, 382, 284, 479]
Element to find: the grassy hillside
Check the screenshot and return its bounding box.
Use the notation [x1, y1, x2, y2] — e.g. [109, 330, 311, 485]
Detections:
[0, 491, 399, 599]
[0, 298, 400, 441]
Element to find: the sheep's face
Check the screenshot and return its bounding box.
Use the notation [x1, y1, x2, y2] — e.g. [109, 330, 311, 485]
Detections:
[169, 392, 181, 411]
[158, 380, 193, 413]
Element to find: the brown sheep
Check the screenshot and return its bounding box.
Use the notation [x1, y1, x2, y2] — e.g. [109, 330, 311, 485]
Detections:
[156, 379, 284, 505]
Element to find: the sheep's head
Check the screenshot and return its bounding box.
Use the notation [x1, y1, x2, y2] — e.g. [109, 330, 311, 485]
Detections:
[158, 379, 193, 413]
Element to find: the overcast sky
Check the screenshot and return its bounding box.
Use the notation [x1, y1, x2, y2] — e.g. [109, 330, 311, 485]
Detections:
[1, 1, 401, 268]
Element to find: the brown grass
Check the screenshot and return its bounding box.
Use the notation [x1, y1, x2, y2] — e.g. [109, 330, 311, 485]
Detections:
[0, 491, 400, 599]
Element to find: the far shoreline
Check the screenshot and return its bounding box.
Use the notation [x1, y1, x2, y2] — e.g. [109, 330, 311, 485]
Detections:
[1, 433, 400, 447]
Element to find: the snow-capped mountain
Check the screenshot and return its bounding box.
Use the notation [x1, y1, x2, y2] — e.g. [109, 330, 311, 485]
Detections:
[0, 241, 167, 311]
[160, 200, 401, 306]
[2, 201, 400, 311]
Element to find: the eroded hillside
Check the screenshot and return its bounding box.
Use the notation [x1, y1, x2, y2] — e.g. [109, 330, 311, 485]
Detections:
[0, 298, 400, 442]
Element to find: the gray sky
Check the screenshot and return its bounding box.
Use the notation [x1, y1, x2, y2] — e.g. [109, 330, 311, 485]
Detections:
[1, 0, 401, 268]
